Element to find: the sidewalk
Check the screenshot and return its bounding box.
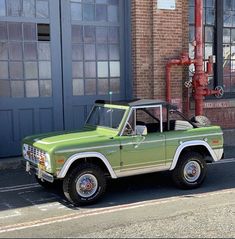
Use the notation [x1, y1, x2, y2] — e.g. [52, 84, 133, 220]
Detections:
[0, 129, 234, 170]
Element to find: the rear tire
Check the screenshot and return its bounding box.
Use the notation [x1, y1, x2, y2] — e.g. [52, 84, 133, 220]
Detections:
[63, 163, 106, 206]
[172, 152, 207, 189]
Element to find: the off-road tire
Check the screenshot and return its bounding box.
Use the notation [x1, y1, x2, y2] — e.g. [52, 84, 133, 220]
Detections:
[172, 152, 207, 189]
[63, 163, 106, 206]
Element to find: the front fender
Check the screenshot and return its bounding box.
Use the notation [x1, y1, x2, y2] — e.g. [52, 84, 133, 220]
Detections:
[169, 140, 223, 171]
[57, 152, 117, 179]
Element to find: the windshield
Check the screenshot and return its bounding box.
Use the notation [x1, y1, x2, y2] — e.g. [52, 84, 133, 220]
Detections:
[86, 106, 125, 129]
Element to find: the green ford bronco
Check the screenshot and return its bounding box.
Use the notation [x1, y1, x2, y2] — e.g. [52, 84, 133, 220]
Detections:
[22, 99, 224, 206]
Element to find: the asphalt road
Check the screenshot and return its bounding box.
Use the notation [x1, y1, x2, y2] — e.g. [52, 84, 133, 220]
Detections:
[0, 159, 234, 238]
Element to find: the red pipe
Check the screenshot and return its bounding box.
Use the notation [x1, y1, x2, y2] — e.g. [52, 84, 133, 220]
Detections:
[193, 0, 206, 116]
[166, 0, 221, 116]
[166, 53, 194, 103]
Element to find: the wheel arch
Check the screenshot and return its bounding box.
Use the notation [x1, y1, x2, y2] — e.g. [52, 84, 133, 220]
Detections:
[57, 152, 117, 179]
[169, 140, 217, 171]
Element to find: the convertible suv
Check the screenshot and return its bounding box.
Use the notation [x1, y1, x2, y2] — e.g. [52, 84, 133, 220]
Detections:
[22, 99, 224, 206]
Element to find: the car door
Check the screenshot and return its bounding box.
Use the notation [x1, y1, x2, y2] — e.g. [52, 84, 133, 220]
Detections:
[118, 106, 167, 176]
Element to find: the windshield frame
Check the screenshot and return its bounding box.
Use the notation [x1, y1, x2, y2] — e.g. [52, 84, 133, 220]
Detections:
[85, 103, 129, 132]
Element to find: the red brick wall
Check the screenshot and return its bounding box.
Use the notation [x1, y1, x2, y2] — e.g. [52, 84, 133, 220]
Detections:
[131, 0, 188, 105]
[131, 0, 153, 99]
[131, 0, 235, 129]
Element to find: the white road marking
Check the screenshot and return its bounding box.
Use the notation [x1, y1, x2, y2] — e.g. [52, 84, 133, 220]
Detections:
[0, 203, 21, 220]
[212, 158, 235, 164]
[0, 183, 40, 193]
[0, 188, 234, 234]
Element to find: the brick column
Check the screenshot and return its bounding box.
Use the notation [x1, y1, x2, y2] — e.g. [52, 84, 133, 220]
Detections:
[131, 0, 154, 99]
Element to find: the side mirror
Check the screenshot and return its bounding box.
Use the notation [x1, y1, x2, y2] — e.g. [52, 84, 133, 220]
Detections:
[136, 125, 148, 136]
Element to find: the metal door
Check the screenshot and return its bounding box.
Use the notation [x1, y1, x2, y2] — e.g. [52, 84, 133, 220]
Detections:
[61, 0, 132, 130]
[0, 0, 63, 157]
[0, 0, 131, 157]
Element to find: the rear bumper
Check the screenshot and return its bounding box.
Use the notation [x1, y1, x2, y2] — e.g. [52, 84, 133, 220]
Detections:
[25, 161, 54, 183]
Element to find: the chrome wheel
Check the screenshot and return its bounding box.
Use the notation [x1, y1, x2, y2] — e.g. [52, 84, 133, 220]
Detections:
[183, 161, 201, 183]
[76, 174, 98, 198]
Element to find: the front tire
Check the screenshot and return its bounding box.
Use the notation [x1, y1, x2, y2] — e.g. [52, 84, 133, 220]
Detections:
[172, 152, 207, 189]
[63, 163, 106, 206]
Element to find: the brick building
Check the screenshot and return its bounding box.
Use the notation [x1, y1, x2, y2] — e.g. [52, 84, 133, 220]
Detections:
[0, 0, 234, 157]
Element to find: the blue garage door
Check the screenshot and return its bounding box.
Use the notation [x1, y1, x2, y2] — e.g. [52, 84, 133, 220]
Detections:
[0, 0, 131, 158]
[61, 0, 131, 130]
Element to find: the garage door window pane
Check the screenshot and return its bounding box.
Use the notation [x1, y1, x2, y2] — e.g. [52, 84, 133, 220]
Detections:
[0, 0, 6, 16]
[98, 78, 108, 94]
[9, 42, 23, 60]
[24, 42, 37, 60]
[10, 62, 23, 79]
[72, 62, 83, 78]
[71, 2, 82, 21]
[0, 80, 10, 97]
[0, 22, 7, 40]
[110, 78, 120, 94]
[0, 62, 8, 79]
[84, 44, 95, 60]
[109, 27, 119, 43]
[84, 26, 95, 43]
[83, 4, 94, 21]
[25, 62, 38, 79]
[7, 0, 22, 17]
[11, 81, 24, 97]
[96, 5, 107, 21]
[26, 80, 39, 97]
[73, 79, 84, 96]
[0, 42, 8, 60]
[85, 62, 96, 77]
[97, 44, 108, 60]
[23, 0, 35, 17]
[36, 0, 49, 19]
[40, 80, 51, 97]
[8, 22, 22, 41]
[96, 27, 108, 43]
[72, 44, 83, 60]
[109, 44, 119, 60]
[110, 61, 120, 77]
[85, 78, 96, 95]
[98, 61, 108, 77]
[72, 25, 83, 43]
[38, 42, 51, 60]
[23, 23, 37, 41]
[39, 61, 51, 79]
[108, 5, 118, 22]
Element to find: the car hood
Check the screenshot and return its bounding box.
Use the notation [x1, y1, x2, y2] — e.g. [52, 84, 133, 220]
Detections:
[23, 127, 118, 152]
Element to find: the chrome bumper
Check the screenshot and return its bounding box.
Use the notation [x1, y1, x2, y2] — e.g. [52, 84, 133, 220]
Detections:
[26, 161, 54, 183]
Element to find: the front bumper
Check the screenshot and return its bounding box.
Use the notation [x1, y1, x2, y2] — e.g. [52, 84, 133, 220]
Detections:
[25, 161, 54, 183]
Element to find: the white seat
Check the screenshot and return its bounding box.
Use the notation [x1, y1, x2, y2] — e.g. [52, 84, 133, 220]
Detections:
[174, 120, 193, 131]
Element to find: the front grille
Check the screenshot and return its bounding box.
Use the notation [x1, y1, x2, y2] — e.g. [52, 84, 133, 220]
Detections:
[23, 144, 46, 164]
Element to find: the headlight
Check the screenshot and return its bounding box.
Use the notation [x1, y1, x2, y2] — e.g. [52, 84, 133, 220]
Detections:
[44, 153, 51, 170]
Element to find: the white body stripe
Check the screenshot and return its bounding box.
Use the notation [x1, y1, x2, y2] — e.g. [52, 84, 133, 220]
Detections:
[34, 135, 100, 145]
[57, 152, 117, 179]
[169, 140, 224, 171]
[55, 132, 223, 154]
